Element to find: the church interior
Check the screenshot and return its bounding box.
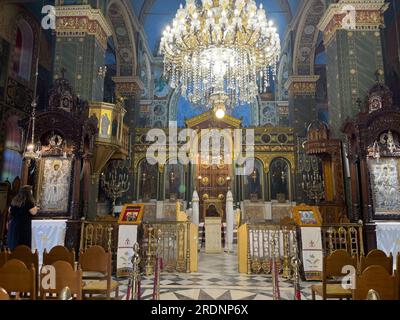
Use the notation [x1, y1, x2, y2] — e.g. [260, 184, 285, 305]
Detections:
[0, 0, 400, 301]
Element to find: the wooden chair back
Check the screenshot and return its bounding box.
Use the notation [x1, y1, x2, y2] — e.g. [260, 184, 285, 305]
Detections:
[360, 249, 393, 275]
[79, 245, 111, 276]
[324, 249, 358, 278]
[40, 261, 82, 300]
[8, 245, 39, 272]
[43, 246, 75, 268]
[322, 250, 357, 300]
[353, 265, 398, 300]
[0, 259, 36, 299]
[0, 287, 10, 300]
[0, 250, 7, 268]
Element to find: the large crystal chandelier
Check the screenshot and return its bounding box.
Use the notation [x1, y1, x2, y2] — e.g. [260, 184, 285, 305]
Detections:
[160, 0, 281, 117]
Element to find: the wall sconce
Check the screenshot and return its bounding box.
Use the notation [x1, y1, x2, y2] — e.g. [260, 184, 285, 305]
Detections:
[98, 66, 107, 78]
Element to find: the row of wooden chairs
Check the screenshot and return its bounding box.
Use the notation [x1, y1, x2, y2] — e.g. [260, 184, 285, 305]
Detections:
[0, 245, 120, 300]
[311, 249, 400, 300]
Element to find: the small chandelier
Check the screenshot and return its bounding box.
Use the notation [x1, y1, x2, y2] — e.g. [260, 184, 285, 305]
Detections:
[160, 0, 281, 115]
[23, 100, 41, 160]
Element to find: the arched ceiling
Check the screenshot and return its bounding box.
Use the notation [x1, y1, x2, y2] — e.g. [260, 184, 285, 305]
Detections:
[131, 0, 303, 55]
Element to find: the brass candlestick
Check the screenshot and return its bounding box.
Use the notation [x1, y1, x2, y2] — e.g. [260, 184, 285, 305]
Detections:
[145, 227, 154, 276]
[282, 227, 291, 279]
[153, 229, 162, 300]
[128, 243, 141, 300]
[291, 255, 302, 300]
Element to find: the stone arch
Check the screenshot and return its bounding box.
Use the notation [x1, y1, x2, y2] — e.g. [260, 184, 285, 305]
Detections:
[277, 53, 289, 101]
[139, 52, 152, 99]
[10, 12, 40, 89]
[292, 0, 325, 76]
[107, 0, 137, 77]
[269, 157, 292, 201]
[167, 88, 181, 124]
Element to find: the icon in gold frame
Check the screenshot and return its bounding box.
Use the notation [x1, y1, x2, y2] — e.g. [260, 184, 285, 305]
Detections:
[118, 204, 145, 225]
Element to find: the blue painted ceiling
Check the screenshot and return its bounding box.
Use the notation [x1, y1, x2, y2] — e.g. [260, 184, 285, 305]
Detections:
[132, 0, 302, 55]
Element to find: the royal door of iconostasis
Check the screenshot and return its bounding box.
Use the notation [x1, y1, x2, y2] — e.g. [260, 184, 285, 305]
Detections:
[196, 158, 232, 222]
[187, 111, 241, 223]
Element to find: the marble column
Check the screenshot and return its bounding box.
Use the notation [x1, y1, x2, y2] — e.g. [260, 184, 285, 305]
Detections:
[318, 0, 388, 138]
[53, 4, 112, 101]
[71, 156, 82, 220]
[285, 76, 319, 138]
[226, 190, 234, 253]
[192, 190, 200, 226]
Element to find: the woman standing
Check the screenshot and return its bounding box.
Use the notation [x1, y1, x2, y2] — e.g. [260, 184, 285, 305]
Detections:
[7, 186, 39, 250]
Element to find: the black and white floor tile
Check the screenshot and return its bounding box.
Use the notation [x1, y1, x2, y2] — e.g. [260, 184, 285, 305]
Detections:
[116, 250, 317, 300]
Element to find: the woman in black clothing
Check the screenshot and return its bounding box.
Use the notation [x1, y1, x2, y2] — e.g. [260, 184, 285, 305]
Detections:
[7, 186, 39, 250]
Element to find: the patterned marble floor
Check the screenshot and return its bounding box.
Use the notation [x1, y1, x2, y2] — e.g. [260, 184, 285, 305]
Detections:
[117, 249, 317, 300]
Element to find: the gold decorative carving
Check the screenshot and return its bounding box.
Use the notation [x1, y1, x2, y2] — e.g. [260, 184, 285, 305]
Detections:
[55, 5, 112, 50]
[284, 76, 320, 97]
[318, 1, 388, 46]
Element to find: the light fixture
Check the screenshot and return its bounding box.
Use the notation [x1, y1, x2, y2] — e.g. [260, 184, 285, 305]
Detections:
[98, 66, 107, 78]
[211, 91, 227, 118]
[23, 12, 43, 162]
[160, 0, 281, 113]
[23, 100, 41, 161]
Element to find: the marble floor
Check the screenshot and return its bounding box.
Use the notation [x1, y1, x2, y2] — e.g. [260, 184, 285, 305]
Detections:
[117, 249, 317, 300]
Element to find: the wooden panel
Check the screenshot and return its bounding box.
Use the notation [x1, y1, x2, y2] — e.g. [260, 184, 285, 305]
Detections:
[197, 163, 231, 221]
[238, 224, 248, 274]
[189, 223, 198, 273]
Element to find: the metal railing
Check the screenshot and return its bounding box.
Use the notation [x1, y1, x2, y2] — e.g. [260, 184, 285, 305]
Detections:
[246, 223, 297, 277]
[321, 222, 364, 260]
[142, 221, 192, 274]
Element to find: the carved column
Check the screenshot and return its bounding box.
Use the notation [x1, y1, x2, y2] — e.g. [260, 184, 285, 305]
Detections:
[318, 0, 389, 138]
[114, 76, 144, 203]
[71, 155, 82, 219]
[20, 159, 30, 186]
[285, 76, 320, 138]
[81, 154, 92, 219]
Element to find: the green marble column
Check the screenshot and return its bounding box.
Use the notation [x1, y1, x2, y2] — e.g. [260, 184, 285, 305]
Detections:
[53, 4, 112, 101]
[285, 76, 319, 138]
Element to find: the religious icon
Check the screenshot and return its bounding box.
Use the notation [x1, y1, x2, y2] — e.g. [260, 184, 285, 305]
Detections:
[217, 176, 226, 186]
[118, 204, 144, 225]
[100, 113, 110, 137]
[292, 205, 322, 227]
[201, 176, 209, 186]
[38, 158, 72, 213]
[299, 211, 317, 225]
[369, 159, 400, 214]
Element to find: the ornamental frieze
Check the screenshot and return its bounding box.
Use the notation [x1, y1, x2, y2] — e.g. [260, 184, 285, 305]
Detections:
[113, 76, 145, 98]
[318, 0, 388, 45]
[55, 5, 112, 50]
[284, 76, 320, 96]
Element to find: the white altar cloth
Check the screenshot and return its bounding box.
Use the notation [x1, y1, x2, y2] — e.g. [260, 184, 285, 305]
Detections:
[32, 220, 67, 265]
[376, 222, 400, 269]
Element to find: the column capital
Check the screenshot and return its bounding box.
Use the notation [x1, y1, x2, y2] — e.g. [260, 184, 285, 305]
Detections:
[284, 75, 320, 97]
[55, 5, 112, 50]
[317, 0, 388, 46]
[113, 76, 145, 98]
